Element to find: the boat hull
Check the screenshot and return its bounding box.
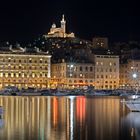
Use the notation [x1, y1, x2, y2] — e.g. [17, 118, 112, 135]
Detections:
[125, 100, 140, 112]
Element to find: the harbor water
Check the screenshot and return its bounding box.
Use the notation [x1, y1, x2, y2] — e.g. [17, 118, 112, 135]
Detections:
[0, 96, 139, 140]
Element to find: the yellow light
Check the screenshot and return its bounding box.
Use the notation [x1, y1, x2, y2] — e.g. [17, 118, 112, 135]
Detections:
[0, 73, 3, 77]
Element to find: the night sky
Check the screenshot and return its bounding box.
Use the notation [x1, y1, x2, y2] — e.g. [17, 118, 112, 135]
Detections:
[0, 0, 139, 42]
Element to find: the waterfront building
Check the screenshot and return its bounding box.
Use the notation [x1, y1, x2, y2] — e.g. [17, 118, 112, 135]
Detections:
[51, 61, 95, 88]
[120, 59, 140, 89]
[94, 54, 119, 89]
[92, 37, 108, 49]
[0, 47, 51, 89]
[46, 15, 75, 38]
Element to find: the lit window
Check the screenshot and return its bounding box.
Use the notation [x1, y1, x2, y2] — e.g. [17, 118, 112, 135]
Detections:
[8, 58, 11, 62]
[5, 73, 8, 78]
[40, 58, 43, 63]
[22, 73, 24, 78]
[32, 73, 35, 78]
[11, 73, 14, 78]
[0, 73, 3, 77]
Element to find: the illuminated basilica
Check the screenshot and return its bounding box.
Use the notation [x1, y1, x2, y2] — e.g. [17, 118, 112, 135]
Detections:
[46, 15, 75, 38]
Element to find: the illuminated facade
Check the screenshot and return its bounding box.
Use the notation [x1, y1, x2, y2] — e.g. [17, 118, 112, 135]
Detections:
[94, 55, 119, 89]
[51, 62, 95, 88]
[120, 59, 140, 89]
[0, 52, 51, 89]
[46, 15, 75, 38]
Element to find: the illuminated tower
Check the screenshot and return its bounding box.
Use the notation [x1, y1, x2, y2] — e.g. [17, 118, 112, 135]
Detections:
[61, 14, 66, 33]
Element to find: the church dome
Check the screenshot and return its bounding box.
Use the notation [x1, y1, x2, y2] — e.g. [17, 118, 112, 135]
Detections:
[52, 23, 56, 28]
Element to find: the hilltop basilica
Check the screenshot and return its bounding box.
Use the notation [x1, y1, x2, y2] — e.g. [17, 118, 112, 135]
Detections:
[46, 15, 75, 38]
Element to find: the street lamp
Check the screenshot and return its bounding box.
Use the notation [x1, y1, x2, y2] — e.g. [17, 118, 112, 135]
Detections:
[69, 64, 74, 88]
[69, 64, 74, 77]
[132, 73, 137, 79]
[70, 64, 74, 68]
[132, 73, 139, 94]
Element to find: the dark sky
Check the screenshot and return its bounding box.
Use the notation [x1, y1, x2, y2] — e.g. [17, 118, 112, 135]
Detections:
[0, 0, 139, 42]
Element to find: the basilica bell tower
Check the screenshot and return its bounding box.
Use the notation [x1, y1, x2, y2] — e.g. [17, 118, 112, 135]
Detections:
[61, 14, 66, 33]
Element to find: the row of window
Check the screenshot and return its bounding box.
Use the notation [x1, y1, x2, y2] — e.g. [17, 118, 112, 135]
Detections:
[96, 81, 117, 84]
[0, 73, 48, 78]
[78, 66, 93, 72]
[96, 75, 117, 79]
[121, 75, 128, 78]
[68, 80, 93, 83]
[96, 85, 117, 89]
[69, 73, 94, 78]
[0, 58, 48, 63]
[2, 79, 47, 83]
[96, 68, 117, 72]
[0, 65, 48, 70]
[121, 64, 140, 68]
[96, 62, 117, 66]
[55, 65, 94, 72]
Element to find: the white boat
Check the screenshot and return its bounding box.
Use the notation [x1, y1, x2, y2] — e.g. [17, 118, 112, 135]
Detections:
[124, 96, 140, 112]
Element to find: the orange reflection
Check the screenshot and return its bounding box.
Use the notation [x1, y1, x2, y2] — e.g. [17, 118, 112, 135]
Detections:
[52, 97, 58, 127]
[76, 96, 86, 122]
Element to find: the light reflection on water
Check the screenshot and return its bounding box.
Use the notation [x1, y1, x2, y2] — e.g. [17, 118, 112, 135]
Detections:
[0, 96, 139, 140]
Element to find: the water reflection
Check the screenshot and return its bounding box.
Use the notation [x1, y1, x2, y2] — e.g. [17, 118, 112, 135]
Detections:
[0, 96, 139, 140]
[122, 112, 140, 140]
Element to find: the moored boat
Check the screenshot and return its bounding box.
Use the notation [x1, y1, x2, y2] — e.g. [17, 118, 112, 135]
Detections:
[124, 97, 140, 112]
[17, 87, 41, 96]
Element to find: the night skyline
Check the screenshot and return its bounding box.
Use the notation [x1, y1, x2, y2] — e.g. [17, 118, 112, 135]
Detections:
[0, 0, 139, 42]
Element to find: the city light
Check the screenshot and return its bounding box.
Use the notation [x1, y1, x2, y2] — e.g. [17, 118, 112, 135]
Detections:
[132, 73, 137, 79]
[70, 64, 74, 68]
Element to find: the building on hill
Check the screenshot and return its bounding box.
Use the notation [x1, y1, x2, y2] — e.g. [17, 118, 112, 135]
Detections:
[46, 15, 75, 38]
[92, 37, 108, 49]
